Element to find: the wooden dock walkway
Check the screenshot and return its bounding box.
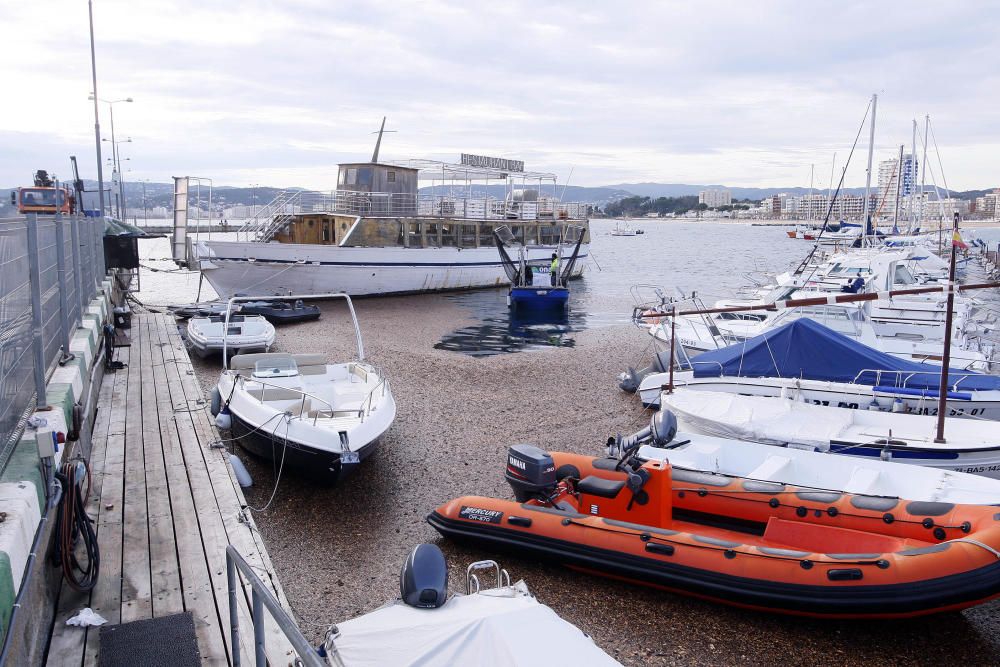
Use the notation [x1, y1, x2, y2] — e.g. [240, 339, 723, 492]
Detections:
[44, 313, 296, 666]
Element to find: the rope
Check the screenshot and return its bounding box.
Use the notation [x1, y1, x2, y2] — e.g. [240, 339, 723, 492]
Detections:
[53, 459, 100, 592]
[245, 414, 291, 513]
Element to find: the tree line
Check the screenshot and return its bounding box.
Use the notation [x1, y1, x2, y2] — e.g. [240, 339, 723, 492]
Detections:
[599, 195, 754, 217]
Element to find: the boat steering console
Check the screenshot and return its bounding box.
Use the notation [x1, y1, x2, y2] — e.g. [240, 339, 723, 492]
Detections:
[504, 411, 679, 509]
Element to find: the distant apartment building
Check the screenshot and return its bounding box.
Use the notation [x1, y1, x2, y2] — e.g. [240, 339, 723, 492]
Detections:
[974, 190, 999, 218]
[877, 154, 918, 220]
[698, 188, 732, 208]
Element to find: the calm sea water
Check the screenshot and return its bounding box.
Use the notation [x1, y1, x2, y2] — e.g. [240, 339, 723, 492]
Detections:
[134, 219, 1000, 355]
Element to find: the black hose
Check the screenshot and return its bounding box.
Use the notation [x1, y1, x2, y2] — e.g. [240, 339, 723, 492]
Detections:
[52, 462, 100, 592]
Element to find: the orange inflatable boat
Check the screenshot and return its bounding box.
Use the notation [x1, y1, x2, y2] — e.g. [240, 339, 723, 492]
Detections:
[429, 440, 1000, 618]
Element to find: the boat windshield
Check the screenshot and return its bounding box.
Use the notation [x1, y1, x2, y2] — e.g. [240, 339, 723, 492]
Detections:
[252, 355, 298, 378]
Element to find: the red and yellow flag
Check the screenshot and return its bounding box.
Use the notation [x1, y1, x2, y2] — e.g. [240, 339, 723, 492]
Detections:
[952, 230, 969, 249]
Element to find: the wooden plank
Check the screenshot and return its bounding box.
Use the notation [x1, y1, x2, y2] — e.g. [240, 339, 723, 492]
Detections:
[153, 315, 257, 665]
[138, 315, 184, 617]
[118, 317, 152, 624]
[81, 343, 132, 664]
[147, 314, 230, 663]
[44, 356, 119, 667]
[161, 317, 296, 664]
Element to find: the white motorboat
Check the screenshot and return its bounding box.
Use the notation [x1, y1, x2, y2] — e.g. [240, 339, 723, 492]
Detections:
[610, 221, 638, 236]
[212, 295, 394, 482]
[636, 429, 1000, 505]
[659, 389, 1000, 478]
[325, 545, 619, 667]
[186, 314, 275, 358]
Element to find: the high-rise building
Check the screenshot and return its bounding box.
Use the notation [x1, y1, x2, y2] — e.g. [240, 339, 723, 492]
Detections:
[698, 189, 732, 208]
[878, 154, 918, 218]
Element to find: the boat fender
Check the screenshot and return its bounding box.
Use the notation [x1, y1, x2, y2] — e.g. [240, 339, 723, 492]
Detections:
[68, 402, 83, 442]
[210, 387, 222, 417]
[651, 409, 677, 446]
[867, 399, 881, 411]
[619, 368, 642, 394]
[400, 544, 448, 609]
[892, 398, 905, 413]
[228, 454, 253, 488]
[215, 406, 232, 431]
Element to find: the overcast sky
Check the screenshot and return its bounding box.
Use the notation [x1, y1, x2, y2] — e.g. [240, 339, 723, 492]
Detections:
[3, 1, 998, 191]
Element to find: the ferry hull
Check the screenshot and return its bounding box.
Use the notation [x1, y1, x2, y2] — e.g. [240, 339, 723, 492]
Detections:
[196, 240, 588, 298]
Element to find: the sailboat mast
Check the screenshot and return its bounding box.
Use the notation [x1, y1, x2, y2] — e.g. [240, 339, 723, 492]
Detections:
[861, 94, 878, 242]
[918, 115, 929, 231]
[934, 212, 961, 444]
[827, 153, 837, 221]
[892, 145, 903, 231]
[909, 119, 917, 233]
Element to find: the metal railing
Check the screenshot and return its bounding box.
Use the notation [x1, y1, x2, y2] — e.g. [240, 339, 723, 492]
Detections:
[0, 213, 106, 473]
[225, 545, 323, 667]
[237, 190, 589, 242]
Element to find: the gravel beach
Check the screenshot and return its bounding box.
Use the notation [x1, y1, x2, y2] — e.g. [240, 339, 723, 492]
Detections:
[190, 294, 1000, 666]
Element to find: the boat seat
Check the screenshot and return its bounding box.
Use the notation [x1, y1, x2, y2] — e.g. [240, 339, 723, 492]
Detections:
[293, 353, 327, 367]
[250, 387, 306, 402]
[577, 476, 626, 499]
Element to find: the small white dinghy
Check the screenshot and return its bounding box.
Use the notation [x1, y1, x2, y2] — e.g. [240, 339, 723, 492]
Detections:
[186, 314, 275, 358]
[325, 545, 620, 667]
[660, 388, 1000, 478]
[635, 426, 1000, 506]
[212, 294, 394, 482]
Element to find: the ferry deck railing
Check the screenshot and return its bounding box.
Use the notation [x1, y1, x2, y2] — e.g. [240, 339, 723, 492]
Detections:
[226, 545, 325, 667]
[238, 190, 588, 242]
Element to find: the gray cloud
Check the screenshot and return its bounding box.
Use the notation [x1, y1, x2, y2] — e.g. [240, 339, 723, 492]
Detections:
[2, 0, 997, 191]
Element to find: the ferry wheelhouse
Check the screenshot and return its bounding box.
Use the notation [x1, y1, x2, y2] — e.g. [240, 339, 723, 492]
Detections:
[183, 143, 590, 298]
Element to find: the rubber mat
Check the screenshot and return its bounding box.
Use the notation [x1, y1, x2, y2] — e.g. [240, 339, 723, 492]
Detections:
[98, 611, 201, 666]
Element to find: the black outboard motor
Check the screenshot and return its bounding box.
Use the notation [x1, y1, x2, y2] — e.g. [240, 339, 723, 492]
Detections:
[504, 444, 557, 502]
[400, 543, 448, 609]
[619, 349, 674, 394]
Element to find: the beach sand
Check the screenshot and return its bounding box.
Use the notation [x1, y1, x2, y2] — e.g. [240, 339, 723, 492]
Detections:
[191, 293, 1000, 666]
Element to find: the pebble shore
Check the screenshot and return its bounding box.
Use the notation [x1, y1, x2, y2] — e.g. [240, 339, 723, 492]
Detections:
[192, 294, 1000, 666]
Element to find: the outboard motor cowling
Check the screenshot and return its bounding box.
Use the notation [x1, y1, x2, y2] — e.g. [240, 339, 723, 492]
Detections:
[400, 544, 448, 609]
[505, 444, 557, 502]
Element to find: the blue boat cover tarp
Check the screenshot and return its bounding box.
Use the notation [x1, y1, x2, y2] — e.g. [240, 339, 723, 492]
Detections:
[691, 318, 1000, 391]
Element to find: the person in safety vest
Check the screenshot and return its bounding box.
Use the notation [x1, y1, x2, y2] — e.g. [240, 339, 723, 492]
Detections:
[550, 253, 559, 286]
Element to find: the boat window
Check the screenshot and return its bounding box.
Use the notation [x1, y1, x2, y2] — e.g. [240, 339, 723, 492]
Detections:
[357, 167, 373, 187]
[322, 224, 330, 242]
[253, 356, 298, 378]
[425, 223, 439, 246]
[540, 225, 559, 244]
[461, 224, 477, 246]
[441, 224, 456, 246]
[893, 265, 916, 285]
[479, 224, 493, 246]
[407, 222, 421, 246]
[523, 226, 539, 245]
[512, 225, 525, 243]
[387, 171, 396, 183]
[346, 168, 357, 185]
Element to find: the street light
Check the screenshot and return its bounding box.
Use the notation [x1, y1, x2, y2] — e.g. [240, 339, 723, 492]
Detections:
[89, 95, 133, 218]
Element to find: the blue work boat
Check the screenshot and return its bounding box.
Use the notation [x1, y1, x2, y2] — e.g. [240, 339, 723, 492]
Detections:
[494, 224, 584, 311]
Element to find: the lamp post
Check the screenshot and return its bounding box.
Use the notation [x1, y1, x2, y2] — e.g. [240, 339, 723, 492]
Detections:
[87, 0, 105, 216]
[90, 95, 133, 217]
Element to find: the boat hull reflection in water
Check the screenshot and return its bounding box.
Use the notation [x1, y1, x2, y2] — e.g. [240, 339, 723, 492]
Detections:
[436, 291, 583, 357]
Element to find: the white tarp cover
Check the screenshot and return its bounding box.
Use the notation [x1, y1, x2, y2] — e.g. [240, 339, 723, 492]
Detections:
[333, 583, 620, 667]
[661, 389, 853, 450]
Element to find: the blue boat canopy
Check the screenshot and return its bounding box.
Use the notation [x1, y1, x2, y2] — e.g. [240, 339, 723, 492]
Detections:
[691, 318, 1000, 391]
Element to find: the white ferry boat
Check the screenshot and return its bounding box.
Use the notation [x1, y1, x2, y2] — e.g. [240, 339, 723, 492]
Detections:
[178, 133, 590, 298]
